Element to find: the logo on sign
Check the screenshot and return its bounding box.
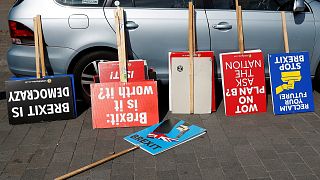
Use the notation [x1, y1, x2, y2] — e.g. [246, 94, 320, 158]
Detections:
[177, 65, 184, 72]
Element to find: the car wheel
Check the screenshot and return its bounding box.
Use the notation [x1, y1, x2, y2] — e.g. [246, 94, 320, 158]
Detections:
[72, 51, 118, 104]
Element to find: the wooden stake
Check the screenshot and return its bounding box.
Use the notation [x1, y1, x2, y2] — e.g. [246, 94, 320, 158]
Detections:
[37, 15, 46, 77]
[33, 17, 41, 79]
[192, 4, 196, 52]
[281, 11, 290, 53]
[236, 6, 244, 53]
[188, 1, 194, 114]
[55, 146, 139, 180]
[115, 7, 128, 83]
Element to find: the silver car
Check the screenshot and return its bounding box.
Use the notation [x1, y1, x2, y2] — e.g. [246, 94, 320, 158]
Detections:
[7, 0, 320, 103]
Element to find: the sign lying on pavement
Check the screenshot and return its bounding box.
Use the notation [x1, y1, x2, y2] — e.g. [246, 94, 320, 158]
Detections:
[220, 50, 267, 116]
[6, 75, 77, 124]
[268, 51, 314, 115]
[91, 81, 159, 128]
[124, 118, 206, 155]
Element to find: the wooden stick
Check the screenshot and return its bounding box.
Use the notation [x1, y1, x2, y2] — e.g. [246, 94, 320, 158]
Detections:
[188, 1, 194, 114]
[37, 15, 46, 77]
[115, 7, 128, 83]
[235, 0, 239, 7]
[237, 6, 244, 53]
[55, 146, 139, 180]
[33, 17, 41, 79]
[192, 4, 196, 52]
[281, 11, 289, 53]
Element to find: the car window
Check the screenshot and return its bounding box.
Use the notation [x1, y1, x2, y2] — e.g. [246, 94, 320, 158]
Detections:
[238, 0, 309, 12]
[134, 0, 189, 8]
[55, 0, 106, 7]
[110, 0, 207, 8]
[204, 0, 234, 9]
[203, 0, 309, 12]
[111, 0, 133, 7]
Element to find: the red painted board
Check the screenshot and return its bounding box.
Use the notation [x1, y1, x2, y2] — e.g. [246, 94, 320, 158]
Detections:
[99, 60, 146, 83]
[91, 81, 159, 128]
[220, 50, 267, 116]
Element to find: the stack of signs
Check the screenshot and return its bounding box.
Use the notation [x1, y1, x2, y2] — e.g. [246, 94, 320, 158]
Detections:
[169, 52, 215, 114]
[6, 15, 77, 124]
[220, 50, 267, 116]
[90, 7, 159, 129]
[99, 60, 147, 83]
[124, 118, 206, 155]
[269, 52, 314, 114]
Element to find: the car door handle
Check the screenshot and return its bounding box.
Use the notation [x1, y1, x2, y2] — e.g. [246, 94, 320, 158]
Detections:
[126, 21, 139, 29]
[213, 22, 232, 30]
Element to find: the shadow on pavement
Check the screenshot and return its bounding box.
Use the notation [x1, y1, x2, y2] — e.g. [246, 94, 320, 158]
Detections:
[157, 81, 169, 121]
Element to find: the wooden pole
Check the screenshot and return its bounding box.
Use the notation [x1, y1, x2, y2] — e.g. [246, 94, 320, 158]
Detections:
[188, 1, 194, 114]
[115, 7, 128, 83]
[236, 6, 244, 53]
[281, 11, 290, 53]
[33, 17, 41, 79]
[55, 146, 139, 180]
[37, 15, 46, 77]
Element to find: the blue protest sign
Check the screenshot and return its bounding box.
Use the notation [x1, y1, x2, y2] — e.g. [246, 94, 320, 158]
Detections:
[268, 52, 314, 115]
[124, 119, 206, 155]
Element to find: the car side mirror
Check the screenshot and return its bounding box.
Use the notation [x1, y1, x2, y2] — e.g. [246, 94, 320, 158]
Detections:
[293, 0, 305, 12]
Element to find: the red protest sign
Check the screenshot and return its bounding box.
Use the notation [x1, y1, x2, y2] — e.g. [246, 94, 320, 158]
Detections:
[90, 81, 159, 128]
[220, 50, 267, 116]
[99, 60, 146, 83]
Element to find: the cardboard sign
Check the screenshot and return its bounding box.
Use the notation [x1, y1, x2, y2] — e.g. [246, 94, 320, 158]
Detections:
[99, 60, 147, 83]
[124, 118, 206, 155]
[6, 75, 77, 124]
[91, 81, 159, 128]
[268, 52, 314, 115]
[169, 51, 215, 114]
[220, 50, 267, 116]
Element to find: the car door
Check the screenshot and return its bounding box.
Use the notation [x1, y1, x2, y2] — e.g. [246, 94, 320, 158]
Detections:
[205, 0, 315, 77]
[204, 0, 239, 78]
[104, 0, 210, 80]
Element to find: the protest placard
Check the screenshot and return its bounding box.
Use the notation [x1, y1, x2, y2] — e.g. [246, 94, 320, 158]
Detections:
[169, 51, 215, 114]
[124, 118, 206, 155]
[220, 50, 267, 116]
[268, 52, 314, 114]
[6, 15, 77, 124]
[99, 60, 146, 83]
[6, 75, 77, 124]
[91, 81, 159, 128]
[268, 12, 314, 115]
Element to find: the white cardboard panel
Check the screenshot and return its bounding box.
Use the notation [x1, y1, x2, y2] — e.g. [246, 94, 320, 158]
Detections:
[194, 57, 212, 114]
[171, 57, 190, 114]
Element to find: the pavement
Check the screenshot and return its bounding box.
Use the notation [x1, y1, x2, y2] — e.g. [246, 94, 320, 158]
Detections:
[2, 2, 320, 180]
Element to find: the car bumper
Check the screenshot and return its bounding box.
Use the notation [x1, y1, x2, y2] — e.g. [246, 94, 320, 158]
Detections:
[7, 45, 76, 76]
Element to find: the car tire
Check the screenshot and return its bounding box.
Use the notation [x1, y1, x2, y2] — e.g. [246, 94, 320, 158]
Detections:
[72, 51, 118, 104]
